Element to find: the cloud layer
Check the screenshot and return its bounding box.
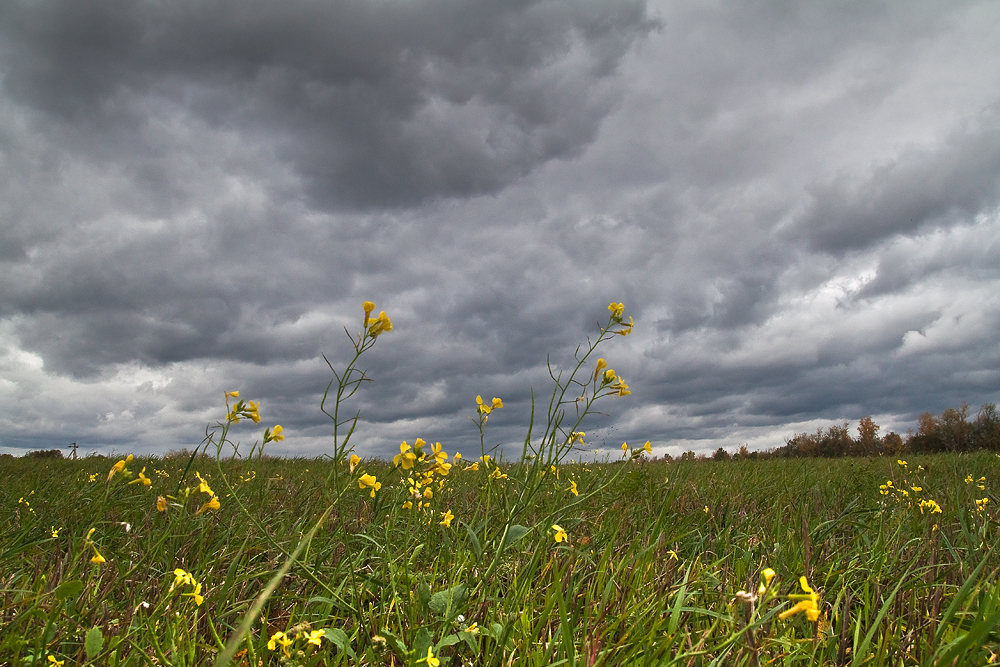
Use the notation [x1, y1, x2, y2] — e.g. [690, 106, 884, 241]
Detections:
[2, 0, 999, 459]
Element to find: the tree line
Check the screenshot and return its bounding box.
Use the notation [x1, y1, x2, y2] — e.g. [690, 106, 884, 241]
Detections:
[734, 402, 1000, 460]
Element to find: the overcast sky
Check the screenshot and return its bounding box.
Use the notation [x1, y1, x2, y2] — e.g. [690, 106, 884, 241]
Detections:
[2, 0, 999, 460]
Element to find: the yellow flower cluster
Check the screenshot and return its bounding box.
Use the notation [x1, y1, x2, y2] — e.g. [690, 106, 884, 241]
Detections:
[107, 454, 133, 482]
[169, 568, 204, 606]
[605, 302, 634, 336]
[779, 576, 821, 622]
[85, 528, 105, 565]
[595, 359, 631, 397]
[194, 472, 221, 514]
[363, 301, 393, 338]
[476, 395, 503, 416]
[391, 438, 458, 512]
[880, 460, 941, 516]
[267, 628, 325, 657]
[224, 391, 261, 424]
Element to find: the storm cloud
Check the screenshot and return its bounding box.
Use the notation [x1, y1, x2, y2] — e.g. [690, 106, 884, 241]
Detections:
[1, 0, 999, 459]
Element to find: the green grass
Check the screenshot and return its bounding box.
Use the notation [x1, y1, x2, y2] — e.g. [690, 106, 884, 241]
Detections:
[2, 452, 999, 666]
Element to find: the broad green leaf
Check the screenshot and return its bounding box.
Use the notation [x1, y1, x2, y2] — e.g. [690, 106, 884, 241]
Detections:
[322, 627, 357, 660]
[429, 584, 467, 620]
[85, 626, 104, 659]
[55, 580, 84, 600]
[500, 524, 531, 552]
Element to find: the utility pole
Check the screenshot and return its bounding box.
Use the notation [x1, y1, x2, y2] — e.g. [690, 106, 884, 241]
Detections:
[68, 442, 78, 460]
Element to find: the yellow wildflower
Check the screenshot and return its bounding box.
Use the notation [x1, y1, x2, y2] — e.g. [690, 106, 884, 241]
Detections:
[465, 462, 480, 471]
[301, 629, 325, 647]
[643, 441, 652, 455]
[244, 400, 261, 423]
[758, 567, 776, 595]
[476, 395, 492, 416]
[594, 358, 607, 382]
[402, 500, 413, 510]
[50, 527, 60, 538]
[976, 497, 989, 512]
[492, 397, 503, 409]
[359, 473, 381, 497]
[195, 472, 214, 497]
[197, 495, 221, 514]
[418, 646, 440, 667]
[568, 480, 578, 496]
[226, 391, 240, 399]
[667, 550, 679, 561]
[603, 369, 616, 384]
[570, 431, 585, 445]
[779, 576, 820, 621]
[897, 459, 907, 467]
[608, 302, 624, 318]
[47, 656, 64, 667]
[368, 310, 392, 338]
[187, 582, 204, 606]
[611, 376, 631, 397]
[156, 496, 167, 512]
[90, 548, 106, 565]
[552, 524, 568, 543]
[393, 441, 417, 469]
[268, 631, 293, 657]
[129, 467, 152, 488]
[440, 509, 454, 527]
[613, 316, 634, 336]
[621, 442, 628, 455]
[264, 424, 284, 442]
[88, 473, 98, 482]
[107, 454, 133, 482]
[488, 467, 507, 480]
[363, 300, 376, 326]
[919, 499, 942, 514]
[465, 622, 479, 634]
[350, 454, 361, 472]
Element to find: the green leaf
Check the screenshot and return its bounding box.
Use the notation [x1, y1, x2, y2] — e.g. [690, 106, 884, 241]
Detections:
[417, 580, 432, 613]
[429, 584, 467, 620]
[500, 524, 531, 553]
[379, 629, 409, 657]
[413, 627, 433, 663]
[84, 626, 104, 660]
[322, 628, 357, 660]
[462, 522, 482, 561]
[55, 580, 84, 600]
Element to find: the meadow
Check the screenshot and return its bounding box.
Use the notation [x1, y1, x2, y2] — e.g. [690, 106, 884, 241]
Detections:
[3, 303, 999, 666]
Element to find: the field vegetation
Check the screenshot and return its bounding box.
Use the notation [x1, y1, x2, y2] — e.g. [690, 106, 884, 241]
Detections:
[2, 303, 999, 666]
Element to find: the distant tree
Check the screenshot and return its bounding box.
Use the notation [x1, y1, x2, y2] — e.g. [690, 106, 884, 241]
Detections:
[712, 447, 730, 461]
[909, 412, 944, 453]
[882, 431, 905, 455]
[818, 423, 853, 457]
[939, 403, 971, 452]
[974, 403, 1000, 450]
[26, 449, 64, 459]
[857, 416, 881, 456]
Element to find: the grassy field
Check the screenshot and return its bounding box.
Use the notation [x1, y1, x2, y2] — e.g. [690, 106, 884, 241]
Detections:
[3, 451, 998, 666]
[3, 304, 999, 665]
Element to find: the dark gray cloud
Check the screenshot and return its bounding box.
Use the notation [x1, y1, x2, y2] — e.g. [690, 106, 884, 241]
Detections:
[1, 0, 999, 459]
[1, 0, 654, 209]
[795, 112, 1000, 253]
